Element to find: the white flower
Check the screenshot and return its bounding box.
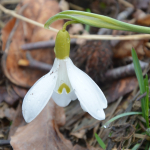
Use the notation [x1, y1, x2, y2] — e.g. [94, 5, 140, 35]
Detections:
[22, 29, 107, 123]
[22, 57, 107, 123]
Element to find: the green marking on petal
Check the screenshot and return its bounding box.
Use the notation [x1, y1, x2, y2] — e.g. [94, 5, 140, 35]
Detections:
[58, 83, 71, 94]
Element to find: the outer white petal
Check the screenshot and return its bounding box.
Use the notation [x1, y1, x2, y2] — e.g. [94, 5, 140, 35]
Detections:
[22, 59, 59, 123]
[52, 88, 77, 107]
[66, 58, 107, 120]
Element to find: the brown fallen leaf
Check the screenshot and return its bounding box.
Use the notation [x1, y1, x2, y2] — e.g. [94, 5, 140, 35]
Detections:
[105, 77, 138, 103]
[70, 129, 86, 139]
[2, 0, 63, 88]
[9, 102, 26, 138]
[12, 85, 27, 98]
[136, 14, 150, 26]
[0, 86, 20, 105]
[0, 102, 15, 120]
[112, 40, 146, 59]
[73, 145, 88, 150]
[10, 98, 73, 150]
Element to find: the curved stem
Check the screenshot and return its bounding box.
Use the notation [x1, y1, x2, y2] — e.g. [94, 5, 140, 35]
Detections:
[62, 20, 78, 31]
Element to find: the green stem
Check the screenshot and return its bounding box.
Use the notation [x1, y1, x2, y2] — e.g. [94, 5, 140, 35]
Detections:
[62, 20, 78, 32]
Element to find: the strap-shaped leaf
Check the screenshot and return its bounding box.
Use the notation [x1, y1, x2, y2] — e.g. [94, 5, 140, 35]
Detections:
[45, 10, 150, 34]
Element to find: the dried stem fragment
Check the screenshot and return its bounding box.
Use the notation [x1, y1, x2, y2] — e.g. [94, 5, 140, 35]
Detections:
[18, 52, 52, 71]
[21, 39, 76, 50]
[105, 61, 148, 80]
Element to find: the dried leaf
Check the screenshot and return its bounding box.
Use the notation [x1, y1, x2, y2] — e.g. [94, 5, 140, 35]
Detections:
[2, 0, 63, 88]
[10, 98, 72, 150]
[113, 40, 146, 59]
[137, 14, 150, 27]
[70, 129, 86, 139]
[0, 86, 19, 105]
[9, 102, 26, 138]
[105, 77, 138, 103]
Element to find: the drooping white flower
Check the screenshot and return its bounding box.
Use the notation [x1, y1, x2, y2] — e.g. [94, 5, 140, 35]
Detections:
[22, 29, 107, 123]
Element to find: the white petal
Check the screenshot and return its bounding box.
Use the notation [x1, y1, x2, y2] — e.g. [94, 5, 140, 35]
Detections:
[66, 58, 107, 120]
[22, 59, 59, 123]
[80, 103, 105, 120]
[54, 59, 73, 91]
[52, 88, 77, 107]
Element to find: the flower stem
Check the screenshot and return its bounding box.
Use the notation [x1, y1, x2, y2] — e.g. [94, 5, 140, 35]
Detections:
[62, 20, 78, 32]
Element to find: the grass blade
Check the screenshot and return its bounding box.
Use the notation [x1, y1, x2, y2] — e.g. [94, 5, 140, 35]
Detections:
[102, 112, 142, 128]
[131, 144, 140, 150]
[144, 74, 149, 127]
[95, 133, 106, 149]
[131, 48, 145, 94]
[131, 48, 149, 126]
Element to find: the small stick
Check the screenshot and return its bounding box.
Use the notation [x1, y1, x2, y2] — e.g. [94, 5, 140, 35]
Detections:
[105, 61, 149, 80]
[117, 7, 134, 21]
[69, 2, 85, 11]
[118, 0, 134, 8]
[0, 140, 11, 146]
[134, 134, 150, 141]
[136, 92, 147, 101]
[0, 20, 5, 28]
[21, 39, 77, 50]
[1, 0, 20, 5]
[18, 52, 52, 71]
[71, 34, 150, 40]
[0, 4, 58, 32]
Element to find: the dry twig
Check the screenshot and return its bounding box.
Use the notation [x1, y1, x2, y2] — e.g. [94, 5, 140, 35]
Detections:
[118, 0, 134, 8]
[18, 53, 52, 71]
[21, 39, 76, 50]
[0, 4, 58, 32]
[105, 61, 149, 80]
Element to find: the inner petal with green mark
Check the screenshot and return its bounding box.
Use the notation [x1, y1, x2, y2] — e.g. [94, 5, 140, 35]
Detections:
[58, 83, 71, 94]
[54, 59, 73, 94]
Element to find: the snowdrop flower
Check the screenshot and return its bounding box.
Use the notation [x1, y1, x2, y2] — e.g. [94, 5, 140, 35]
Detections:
[22, 29, 107, 123]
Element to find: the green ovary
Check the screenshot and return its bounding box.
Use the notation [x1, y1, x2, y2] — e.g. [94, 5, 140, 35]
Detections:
[58, 83, 71, 94]
[54, 29, 70, 59]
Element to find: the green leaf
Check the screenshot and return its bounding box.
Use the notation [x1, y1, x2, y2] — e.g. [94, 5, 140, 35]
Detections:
[131, 48, 146, 119]
[131, 48, 145, 94]
[44, 10, 150, 34]
[85, 9, 91, 32]
[95, 133, 106, 149]
[131, 144, 140, 150]
[131, 48, 149, 127]
[145, 142, 149, 150]
[102, 112, 142, 128]
[144, 74, 149, 127]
